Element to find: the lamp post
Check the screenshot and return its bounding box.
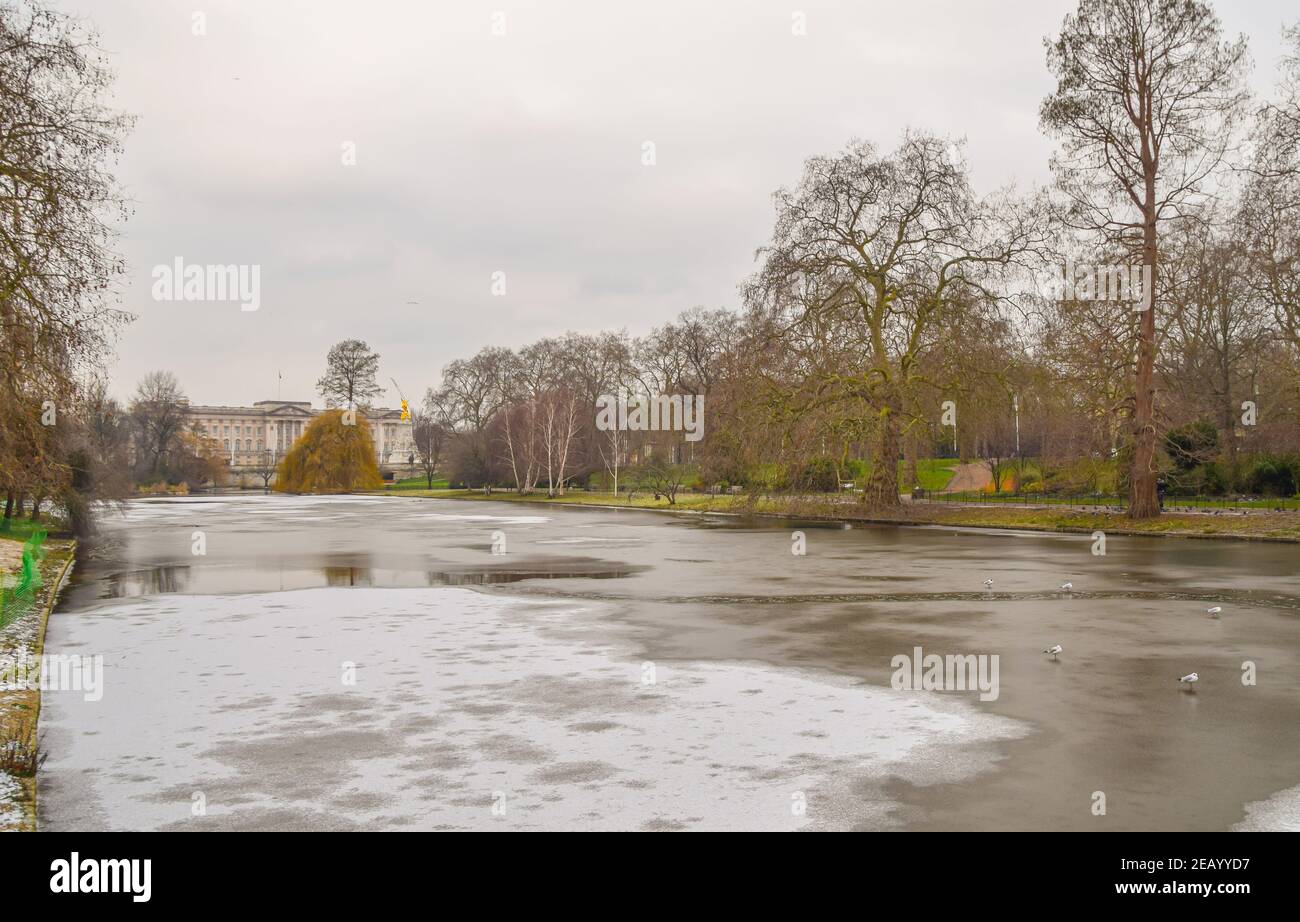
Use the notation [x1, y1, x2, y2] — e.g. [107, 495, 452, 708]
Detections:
[1013, 395, 1021, 457]
[1013, 394, 1022, 494]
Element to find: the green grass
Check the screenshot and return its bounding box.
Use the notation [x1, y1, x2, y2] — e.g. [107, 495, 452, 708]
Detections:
[0, 518, 57, 542]
[907, 459, 960, 491]
[853, 459, 958, 491]
[383, 476, 450, 491]
[380, 488, 742, 511]
[917, 504, 1300, 541]
[930, 491, 1300, 511]
[375, 485, 1300, 541]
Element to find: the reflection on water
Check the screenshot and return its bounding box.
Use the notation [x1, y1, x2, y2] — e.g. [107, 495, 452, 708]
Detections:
[102, 565, 193, 598]
[428, 567, 637, 586]
[90, 559, 644, 600]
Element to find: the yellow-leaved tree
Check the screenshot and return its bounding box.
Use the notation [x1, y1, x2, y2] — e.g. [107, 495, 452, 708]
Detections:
[274, 410, 384, 494]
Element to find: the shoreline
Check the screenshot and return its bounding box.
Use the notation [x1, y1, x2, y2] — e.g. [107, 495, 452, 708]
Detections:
[0, 537, 76, 832]
[366, 489, 1300, 543]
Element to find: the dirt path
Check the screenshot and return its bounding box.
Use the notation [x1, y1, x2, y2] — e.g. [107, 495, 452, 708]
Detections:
[942, 462, 992, 493]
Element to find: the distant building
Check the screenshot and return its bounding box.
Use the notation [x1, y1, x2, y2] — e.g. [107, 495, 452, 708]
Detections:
[182, 399, 415, 482]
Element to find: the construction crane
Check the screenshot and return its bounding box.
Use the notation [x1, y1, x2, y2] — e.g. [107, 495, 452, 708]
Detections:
[389, 378, 411, 421]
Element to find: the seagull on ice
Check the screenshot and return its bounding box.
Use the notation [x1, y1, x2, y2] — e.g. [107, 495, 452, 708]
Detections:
[1179, 672, 1199, 687]
[983, 578, 994, 590]
[1043, 644, 1063, 660]
[1060, 581, 1073, 593]
[1207, 606, 1222, 619]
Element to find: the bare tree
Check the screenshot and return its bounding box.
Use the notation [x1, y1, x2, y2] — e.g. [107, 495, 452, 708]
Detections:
[412, 387, 453, 489]
[638, 454, 689, 504]
[249, 450, 278, 492]
[541, 387, 581, 497]
[1239, 168, 1300, 352]
[1, 0, 133, 518]
[316, 339, 383, 410]
[1254, 23, 1300, 178]
[598, 422, 627, 496]
[748, 132, 1047, 510]
[1161, 215, 1270, 455]
[130, 371, 188, 481]
[1041, 0, 1248, 517]
[441, 347, 506, 490]
[496, 345, 546, 494]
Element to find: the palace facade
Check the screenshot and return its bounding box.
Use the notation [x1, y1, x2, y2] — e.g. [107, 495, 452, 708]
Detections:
[182, 400, 416, 474]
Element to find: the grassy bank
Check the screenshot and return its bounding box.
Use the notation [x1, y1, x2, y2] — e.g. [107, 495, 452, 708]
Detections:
[933, 490, 1300, 511]
[373, 488, 1300, 541]
[0, 532, 76, 832]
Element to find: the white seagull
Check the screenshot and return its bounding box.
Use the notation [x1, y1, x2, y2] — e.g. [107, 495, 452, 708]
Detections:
[1179, 672, 1199, 687]
[1207, 606, 1222, 618]
[1060, 581, 1074, 593]
[983, 578, 994, 590]
[1043, 644, 1063, 660]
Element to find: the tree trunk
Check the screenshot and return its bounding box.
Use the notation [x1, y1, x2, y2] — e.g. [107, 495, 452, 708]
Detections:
[1129, 213, 1160, 519]
[903, 428, 919, 491]
[3, 491, 13, 522]
[865, 402, 902, 510]
[30, 494, 44, 522]
[1221, 344, 1236, 463]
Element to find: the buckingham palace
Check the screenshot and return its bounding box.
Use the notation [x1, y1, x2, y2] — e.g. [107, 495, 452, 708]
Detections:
[182, 399, 416, 480]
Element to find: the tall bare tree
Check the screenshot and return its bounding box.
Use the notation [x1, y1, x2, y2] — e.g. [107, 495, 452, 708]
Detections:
[1041, 0, 1248, 517]
[1, 0, 132, 519]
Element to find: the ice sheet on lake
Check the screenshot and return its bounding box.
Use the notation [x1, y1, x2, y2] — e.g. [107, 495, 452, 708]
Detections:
[39, 587, 1024, 831]
[118, 493, 391, 521]
[1233, 784, 1300, 831]
[416, 512, 550, 525]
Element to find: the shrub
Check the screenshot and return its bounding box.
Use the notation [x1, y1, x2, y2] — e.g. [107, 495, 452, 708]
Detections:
[1168, 462, 1231, 496]
[1200, 462, 1230, 495]
[1165, 419, 1219, 471]
[791, 457, 839, 492]
[1245, 455, 1297, 497]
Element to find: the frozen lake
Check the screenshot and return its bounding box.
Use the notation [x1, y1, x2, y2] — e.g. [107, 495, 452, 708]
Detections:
[38, 493, 1300, 830]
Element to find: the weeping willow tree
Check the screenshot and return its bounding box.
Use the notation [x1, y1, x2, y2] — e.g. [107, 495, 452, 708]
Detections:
[274, 410, 384, 494]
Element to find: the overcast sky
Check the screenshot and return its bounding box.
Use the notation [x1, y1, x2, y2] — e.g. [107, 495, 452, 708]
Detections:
[51, 0, 1296, 408]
